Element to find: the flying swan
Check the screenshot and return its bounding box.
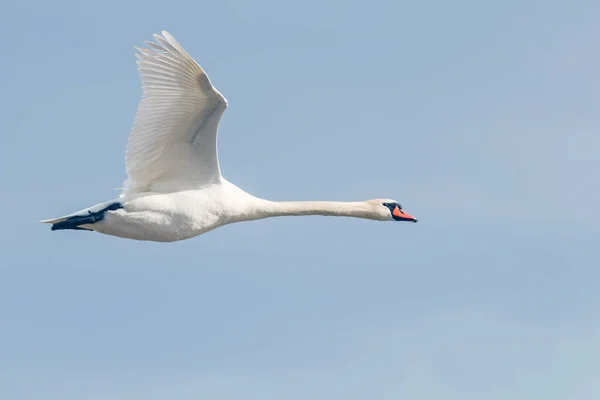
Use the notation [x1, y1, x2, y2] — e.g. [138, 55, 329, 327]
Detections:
[41, 31, 418, 242]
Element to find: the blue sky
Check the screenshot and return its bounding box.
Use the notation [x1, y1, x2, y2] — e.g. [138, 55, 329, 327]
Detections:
[1, 0, 599, 398]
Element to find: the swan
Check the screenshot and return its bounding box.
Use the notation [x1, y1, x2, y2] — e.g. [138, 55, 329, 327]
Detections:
[41, 31, 417, 242]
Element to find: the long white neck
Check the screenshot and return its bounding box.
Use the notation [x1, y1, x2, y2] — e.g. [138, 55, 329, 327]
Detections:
[236, 198, 378, 222]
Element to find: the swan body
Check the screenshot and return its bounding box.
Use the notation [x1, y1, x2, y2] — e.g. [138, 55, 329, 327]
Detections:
[42, 31, 417, 242]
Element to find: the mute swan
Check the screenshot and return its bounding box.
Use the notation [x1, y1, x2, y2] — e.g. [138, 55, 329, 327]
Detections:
[41, 31, 417, 242]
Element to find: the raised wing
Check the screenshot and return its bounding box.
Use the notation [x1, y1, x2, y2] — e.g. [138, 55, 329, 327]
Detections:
[123, 31, 228, 194]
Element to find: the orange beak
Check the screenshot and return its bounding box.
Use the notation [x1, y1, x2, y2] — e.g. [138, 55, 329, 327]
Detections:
[393, 206, 418, 222]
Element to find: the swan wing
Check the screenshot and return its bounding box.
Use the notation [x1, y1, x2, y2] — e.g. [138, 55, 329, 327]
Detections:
[123, 31, 228, 194]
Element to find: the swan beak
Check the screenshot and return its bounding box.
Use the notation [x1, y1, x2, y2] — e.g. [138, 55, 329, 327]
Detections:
[393, 206, 418, 223]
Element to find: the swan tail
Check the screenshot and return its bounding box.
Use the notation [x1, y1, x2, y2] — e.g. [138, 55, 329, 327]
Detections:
[41, 202, 123, 231]
[50, 214, 98, 231]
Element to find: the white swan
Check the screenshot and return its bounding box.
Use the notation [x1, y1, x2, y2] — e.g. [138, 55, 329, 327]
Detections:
[41, 31, 417, 242]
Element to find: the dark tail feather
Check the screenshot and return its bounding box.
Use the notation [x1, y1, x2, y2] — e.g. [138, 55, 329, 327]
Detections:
[50, 203, 123, 231]
[51, 214, 98, 231]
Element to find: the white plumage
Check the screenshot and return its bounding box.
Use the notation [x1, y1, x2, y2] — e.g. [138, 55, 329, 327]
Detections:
[125, 31, 227, 194]
[42, 31, 417, 242]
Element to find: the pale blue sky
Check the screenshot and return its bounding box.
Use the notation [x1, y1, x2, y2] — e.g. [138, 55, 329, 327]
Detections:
[1, 0, 599, 399]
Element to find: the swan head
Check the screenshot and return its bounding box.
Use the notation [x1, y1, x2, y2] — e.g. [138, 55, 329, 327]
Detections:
[368, 199, 418, 222]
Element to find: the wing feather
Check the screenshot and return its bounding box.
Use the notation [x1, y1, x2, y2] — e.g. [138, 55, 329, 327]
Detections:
[123, 31, 228, 194]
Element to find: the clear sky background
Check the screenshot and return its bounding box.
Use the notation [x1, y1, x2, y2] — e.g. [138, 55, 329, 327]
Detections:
[1, 0, 599, 399]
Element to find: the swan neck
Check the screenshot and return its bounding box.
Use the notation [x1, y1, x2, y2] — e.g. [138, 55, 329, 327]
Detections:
[251, 200, 374, 220]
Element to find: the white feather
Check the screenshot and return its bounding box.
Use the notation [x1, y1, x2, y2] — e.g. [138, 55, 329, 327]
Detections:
[123, 31, 228, 194]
